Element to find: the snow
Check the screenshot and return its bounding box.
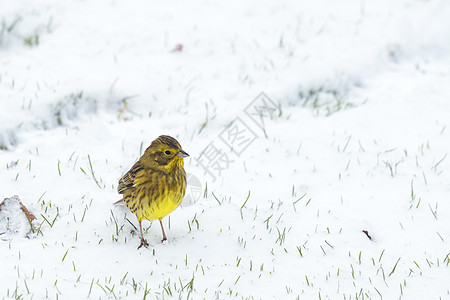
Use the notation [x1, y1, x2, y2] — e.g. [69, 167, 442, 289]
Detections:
[0, 195, 36, 239]
[1, 0, 450, 298]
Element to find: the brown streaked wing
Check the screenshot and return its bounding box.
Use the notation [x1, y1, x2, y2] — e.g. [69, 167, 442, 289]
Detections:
[117, 161, 144, 194]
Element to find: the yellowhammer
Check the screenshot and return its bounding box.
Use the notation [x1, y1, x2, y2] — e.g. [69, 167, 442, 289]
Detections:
[117, 135, 189, 249]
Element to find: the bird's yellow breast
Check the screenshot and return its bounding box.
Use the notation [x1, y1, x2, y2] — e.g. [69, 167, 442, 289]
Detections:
[127, 168, 186, 222]
[140, 189, 184, 221]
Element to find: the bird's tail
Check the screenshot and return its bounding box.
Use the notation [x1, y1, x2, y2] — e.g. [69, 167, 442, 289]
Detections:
[113, 199, 124, 205]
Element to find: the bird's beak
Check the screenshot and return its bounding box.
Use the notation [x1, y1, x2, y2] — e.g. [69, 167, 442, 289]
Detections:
[177, 149, 189, 158]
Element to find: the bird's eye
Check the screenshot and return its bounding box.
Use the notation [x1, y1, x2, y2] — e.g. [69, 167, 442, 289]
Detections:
[164, 150, 171, 155]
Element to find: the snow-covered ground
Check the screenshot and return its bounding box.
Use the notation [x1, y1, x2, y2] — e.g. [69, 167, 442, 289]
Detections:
[1, 0, 450, 298]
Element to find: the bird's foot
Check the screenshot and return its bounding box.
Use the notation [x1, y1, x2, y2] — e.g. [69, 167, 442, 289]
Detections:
[161, 236, 167, 243]
[137, 238, 149, 249]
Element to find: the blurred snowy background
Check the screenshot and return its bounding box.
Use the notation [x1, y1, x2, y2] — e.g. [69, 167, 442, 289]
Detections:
[1, 0, 450, 298]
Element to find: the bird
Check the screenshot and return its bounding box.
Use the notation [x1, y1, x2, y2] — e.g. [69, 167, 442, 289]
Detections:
[117, 135, 189, 249]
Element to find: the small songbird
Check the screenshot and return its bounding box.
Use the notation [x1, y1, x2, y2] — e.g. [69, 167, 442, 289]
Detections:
[117, 135, 189, 249]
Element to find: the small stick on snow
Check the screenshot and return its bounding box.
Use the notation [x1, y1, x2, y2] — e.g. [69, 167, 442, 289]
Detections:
[362, 230, 372, 240]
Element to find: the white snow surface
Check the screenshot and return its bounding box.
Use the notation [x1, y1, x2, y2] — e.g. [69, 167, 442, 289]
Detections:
[0, 195, 35, 240]
[1, 0, 450, 298]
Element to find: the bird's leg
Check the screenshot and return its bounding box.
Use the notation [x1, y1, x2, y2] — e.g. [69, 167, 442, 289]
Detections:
[137, 221, 149, 249]
[159, 220, 167, 242]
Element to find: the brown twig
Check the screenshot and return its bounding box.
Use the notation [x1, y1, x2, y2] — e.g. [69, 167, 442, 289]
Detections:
[362, 230, 372, 240]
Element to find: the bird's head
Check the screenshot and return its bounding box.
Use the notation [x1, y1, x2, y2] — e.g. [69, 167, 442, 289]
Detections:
[142, 135, 189, 172]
